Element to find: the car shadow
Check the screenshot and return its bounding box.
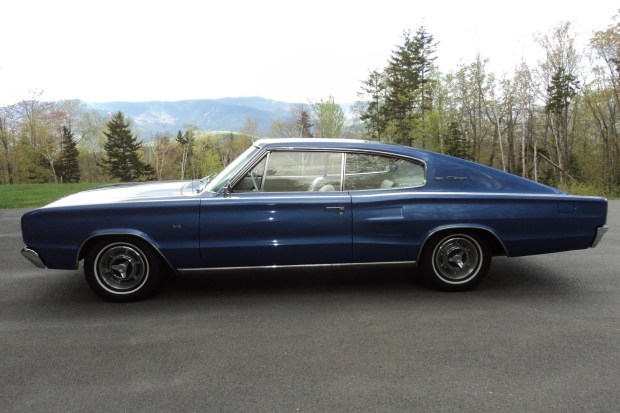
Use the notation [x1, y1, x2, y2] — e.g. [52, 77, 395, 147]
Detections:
[9, 256, 589, 314]
[160, 255, 585, 303]
[164, 266, 425, 299]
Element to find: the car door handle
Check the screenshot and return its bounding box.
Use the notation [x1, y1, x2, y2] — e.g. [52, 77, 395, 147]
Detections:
[325, 206, 345, 215]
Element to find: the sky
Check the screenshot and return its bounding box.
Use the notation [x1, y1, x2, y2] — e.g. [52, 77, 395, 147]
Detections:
[1, 0, 618, 106]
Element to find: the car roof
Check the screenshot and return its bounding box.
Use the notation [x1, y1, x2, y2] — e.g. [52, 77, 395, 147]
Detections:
[254, 138, 404, 153]
[253, 138, 566, 195]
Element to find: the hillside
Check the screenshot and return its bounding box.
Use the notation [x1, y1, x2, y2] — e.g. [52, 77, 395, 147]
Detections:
[85, 97, 298, 138]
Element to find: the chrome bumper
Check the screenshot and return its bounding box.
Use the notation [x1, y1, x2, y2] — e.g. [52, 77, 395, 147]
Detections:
[21, 247, 46, 268]
[591, 225, 609, 248]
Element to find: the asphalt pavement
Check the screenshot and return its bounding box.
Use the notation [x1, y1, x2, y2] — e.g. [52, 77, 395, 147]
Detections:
[1, 203, 619, 412]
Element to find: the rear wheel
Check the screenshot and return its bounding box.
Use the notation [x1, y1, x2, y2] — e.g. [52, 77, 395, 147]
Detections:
[84, 238, 163, 301]
[420, 232, 491, 291]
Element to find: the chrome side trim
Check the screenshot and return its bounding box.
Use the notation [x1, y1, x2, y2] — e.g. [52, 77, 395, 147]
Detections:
[177, 261, 416, 274]
[591, 225, 609, 248]
[21, 247, 46, 268]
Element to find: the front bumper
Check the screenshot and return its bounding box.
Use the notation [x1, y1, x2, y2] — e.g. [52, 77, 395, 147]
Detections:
[21, 247, 46, 268]
[591, 225, 609, 248]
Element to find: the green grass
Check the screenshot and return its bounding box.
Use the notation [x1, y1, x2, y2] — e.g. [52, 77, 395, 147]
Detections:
[0, 183, 106, 208]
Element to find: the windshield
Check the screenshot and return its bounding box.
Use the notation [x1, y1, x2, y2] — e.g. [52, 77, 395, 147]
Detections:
[204, 145, 262, 192]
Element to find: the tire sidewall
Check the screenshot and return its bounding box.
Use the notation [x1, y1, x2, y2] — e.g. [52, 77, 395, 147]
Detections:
[84, 238, 161, 302]
[421, 232, 491, 291]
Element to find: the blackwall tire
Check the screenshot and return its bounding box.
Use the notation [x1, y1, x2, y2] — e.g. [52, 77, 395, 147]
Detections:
[84, 238, 163, 302]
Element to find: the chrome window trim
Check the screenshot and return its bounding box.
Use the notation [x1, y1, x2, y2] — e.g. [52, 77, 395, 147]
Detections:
[231, 146, 428, 193]
[340, 152, 347, 191]
[211, 191, 583, 202]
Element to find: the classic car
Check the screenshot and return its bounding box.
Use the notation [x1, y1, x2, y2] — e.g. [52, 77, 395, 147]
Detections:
[21, 138, 608, 301]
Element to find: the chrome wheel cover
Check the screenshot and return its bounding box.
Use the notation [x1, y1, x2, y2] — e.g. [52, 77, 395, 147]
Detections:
[432, 235, 481, 283]
[95, 244, 149, 292]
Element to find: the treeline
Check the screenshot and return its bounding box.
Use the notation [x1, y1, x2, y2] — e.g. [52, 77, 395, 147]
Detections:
[0, 95, 347, 184]
[1, 18, 619, 196]
[355, 19, 620, 196]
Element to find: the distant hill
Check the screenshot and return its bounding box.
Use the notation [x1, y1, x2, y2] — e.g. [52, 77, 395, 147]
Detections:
[84, 97, 299, 139]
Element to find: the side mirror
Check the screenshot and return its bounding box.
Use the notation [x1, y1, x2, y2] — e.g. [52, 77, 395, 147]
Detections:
[217, 181, 232, 197]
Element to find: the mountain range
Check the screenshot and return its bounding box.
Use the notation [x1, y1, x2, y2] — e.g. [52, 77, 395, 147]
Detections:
[84, 97, 309, 139]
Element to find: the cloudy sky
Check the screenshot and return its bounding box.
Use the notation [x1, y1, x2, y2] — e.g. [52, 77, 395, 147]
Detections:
[1, 0, 618, 105]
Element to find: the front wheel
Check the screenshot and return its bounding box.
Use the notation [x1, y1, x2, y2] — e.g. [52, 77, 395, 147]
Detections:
[420, 232, 491, 291]
[84, 238, 163, 301]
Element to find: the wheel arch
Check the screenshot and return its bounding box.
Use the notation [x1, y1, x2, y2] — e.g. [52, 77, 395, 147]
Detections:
[417, 225, 508, 263]
[78, 231, 175, 274]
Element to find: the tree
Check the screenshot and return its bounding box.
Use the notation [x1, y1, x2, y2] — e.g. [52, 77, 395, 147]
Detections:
[535, 22, 582, 184]
[176, 128, 195, 180]
[0, 106, 16, 184]
[445, 121, 472, 160]
[56, 126, 80, 183]
[102, 111, 153, 182]
[240, 116, 260, 141]
[586, 17, 620, 192]
[312, 96, 345, 138]
[151, 132, 178, 181]
[356, 27, 437, 146]
[356, 70, 387, 141]
[76, 110, 107, 182]
[270, 104, 315, 138]
[292, 104, 314, 137]
[13, 97, 68, 183]
[270, 120, 298, 138]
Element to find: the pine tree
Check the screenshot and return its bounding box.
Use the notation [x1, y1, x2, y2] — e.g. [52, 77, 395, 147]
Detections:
[56, 126, 81, 183]
[297, 109, 314, 138]
[383, 27, 437, 146]
[357, 27, 437, 146]
[358, 70, 387, 141]
[102, 111, 154, 182]
[445, 122, 472, 160]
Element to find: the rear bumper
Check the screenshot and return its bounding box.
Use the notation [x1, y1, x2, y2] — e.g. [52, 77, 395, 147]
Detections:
[591, 225, 609, 248]
[21, 247, 46, 268]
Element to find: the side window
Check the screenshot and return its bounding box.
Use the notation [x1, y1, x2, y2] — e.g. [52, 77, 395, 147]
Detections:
[255, 151, 343, 192]
[344, 153, 425, 190]
[233, 156, 267, 192]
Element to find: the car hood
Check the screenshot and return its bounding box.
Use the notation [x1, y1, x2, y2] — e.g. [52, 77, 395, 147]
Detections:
[43, 181, 200, 208]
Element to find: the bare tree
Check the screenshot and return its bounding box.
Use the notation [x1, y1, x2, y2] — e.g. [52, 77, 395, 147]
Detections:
[534, 22, 582, 184]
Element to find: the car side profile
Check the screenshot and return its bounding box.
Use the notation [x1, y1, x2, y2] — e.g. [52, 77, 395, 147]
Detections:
[21, 138, 608, 301]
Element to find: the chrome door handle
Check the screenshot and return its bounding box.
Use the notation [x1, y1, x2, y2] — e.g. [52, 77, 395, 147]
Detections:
[325, 206, 345, 215]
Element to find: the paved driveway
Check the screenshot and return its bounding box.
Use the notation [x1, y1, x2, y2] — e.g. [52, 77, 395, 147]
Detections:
[1, 203, 619, 412]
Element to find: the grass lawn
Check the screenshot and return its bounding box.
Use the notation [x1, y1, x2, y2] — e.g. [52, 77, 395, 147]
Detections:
[0, 183, 106, 208]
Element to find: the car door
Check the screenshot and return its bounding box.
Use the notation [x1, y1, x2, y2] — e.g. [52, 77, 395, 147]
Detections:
[345, 152, 426, 264]
[199, 150, 352, 268]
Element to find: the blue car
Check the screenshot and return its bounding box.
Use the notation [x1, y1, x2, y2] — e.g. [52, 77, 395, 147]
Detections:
[21, 138, 609, 301]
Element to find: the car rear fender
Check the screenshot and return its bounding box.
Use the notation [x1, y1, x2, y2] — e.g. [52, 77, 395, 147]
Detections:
[417, 225, 508, 263]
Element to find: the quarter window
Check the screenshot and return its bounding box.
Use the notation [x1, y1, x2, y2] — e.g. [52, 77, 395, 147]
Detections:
[344, 153, 425, 190]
